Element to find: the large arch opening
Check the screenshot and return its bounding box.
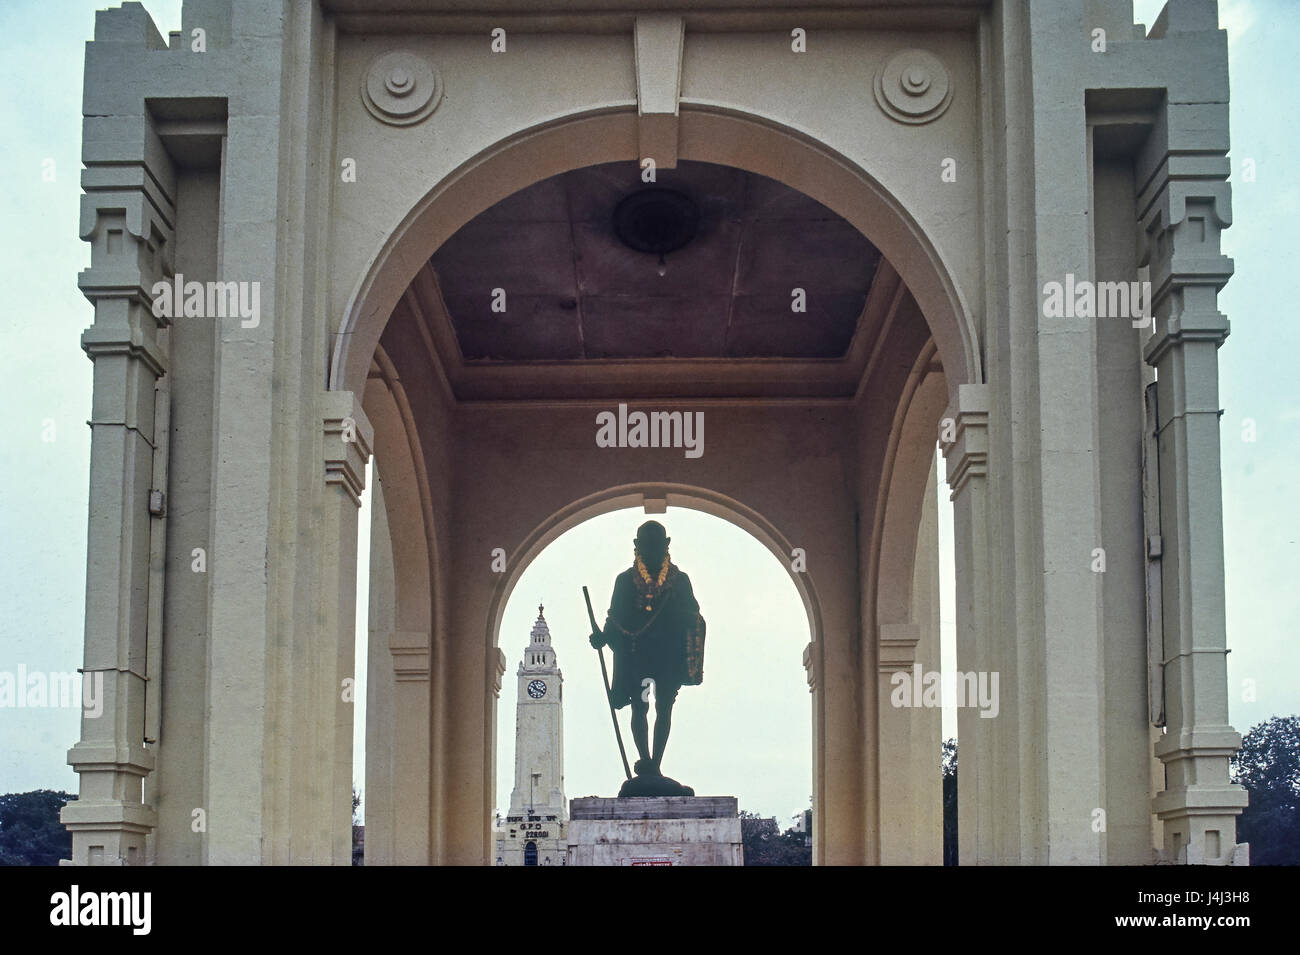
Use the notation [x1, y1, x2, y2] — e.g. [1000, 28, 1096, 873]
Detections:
[346, 104, 972, 866]
[492, 503, 814, 864]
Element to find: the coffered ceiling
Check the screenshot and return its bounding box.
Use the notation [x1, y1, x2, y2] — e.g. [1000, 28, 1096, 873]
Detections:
[385, 159, 911, 401]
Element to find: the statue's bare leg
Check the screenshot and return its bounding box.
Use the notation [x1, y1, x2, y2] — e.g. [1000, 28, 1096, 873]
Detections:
[651, 702, 673, 771]
[629, 698, 651, 764]
[650, 683, 681, 772]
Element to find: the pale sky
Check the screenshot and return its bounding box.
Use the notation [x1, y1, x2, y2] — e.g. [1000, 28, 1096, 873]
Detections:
[0, 0, 1294, 834]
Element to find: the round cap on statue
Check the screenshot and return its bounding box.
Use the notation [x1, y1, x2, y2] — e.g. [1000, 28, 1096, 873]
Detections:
[635, 521, 669, 546]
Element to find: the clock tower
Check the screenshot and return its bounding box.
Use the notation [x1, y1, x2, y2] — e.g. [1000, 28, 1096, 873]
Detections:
[494, 604, 567, 865]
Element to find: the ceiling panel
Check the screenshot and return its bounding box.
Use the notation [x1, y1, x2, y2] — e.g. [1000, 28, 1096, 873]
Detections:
[430, 159, 881, 362]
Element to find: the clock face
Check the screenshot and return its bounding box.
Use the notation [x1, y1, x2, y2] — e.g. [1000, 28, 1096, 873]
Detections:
[527, 679, 547, 699]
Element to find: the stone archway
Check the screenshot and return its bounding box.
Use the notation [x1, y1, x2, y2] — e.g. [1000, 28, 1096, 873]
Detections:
[342, 102, 979, 865]
[485, 485, 824, 858]
[66, 3, 1246, 868]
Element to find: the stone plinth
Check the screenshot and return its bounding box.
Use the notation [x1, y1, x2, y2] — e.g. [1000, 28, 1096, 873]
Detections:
[566, 796, 742, 866]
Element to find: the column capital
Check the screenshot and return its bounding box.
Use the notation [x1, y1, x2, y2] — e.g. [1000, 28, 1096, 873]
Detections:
[802, 642, 816, 693]
[77, 116, 177, 390]
[322, 391, 374, 506]
[491, 647, 507, 699]
[941, 383, 989, 498]
[1137, 116, 1234, 366]
[78, 115, 177, 313]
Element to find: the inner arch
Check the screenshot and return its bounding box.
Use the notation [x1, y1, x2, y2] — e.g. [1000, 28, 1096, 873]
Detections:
[486, 483, 824, 653]
[492, 502, 815, 836]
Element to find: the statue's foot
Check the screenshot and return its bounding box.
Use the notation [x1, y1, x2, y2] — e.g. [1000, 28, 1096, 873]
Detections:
[618, 772, 695, 798]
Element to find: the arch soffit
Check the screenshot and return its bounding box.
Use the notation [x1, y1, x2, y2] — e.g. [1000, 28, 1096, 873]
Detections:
[331, 105, 981, 400]
[363, 346, 438, 635]
[870, 340, 949, 630]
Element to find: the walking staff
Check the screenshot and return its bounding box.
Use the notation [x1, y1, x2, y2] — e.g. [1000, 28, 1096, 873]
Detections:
[583, 585, 632, 781]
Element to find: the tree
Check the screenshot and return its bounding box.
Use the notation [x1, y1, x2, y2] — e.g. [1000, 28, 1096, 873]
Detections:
[1230, 715, 1300, 865]
[942, 738, 958, 866]
[0, 790, 74, 866]
[739, 809, 811, 865]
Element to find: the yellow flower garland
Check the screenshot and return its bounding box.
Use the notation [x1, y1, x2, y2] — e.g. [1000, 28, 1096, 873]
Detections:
[635, 551, 670, 588]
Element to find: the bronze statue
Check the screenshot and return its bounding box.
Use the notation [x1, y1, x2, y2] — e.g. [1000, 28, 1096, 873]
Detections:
[587, 520, 705, 797]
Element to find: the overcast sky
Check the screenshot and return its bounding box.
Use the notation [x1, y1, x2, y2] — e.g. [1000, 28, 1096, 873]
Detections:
[0, 0, 1294, 833]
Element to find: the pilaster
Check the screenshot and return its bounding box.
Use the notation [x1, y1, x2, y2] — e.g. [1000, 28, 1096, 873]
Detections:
[313, 392, 373, 864]
[801, 640, 822, 867]
[941, 383, 991, 865]
[62, 85, 176, 864]
[876, 457, 943, 865]
[1138, 100, 1248, 864]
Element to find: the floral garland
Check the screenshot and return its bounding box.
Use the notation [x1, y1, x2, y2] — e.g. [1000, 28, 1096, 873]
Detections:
[634, 551, 670, 589]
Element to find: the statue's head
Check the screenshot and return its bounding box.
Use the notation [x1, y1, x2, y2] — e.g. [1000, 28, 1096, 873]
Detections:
[634, 520, 670, 568]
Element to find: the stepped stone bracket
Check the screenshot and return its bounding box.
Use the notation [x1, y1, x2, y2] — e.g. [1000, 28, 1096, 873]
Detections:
[390, 631, 431, 682]
[323, 394, 374, 505]
[941, 384, 989, 498]
[491, 647, 507, 698]
[802, 642, 816, 693]
[878, 623, 921, 673]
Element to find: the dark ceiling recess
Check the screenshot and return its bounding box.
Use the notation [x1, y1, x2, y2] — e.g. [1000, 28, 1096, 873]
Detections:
[612, 187, 700, 257]
[430, 160, 882, 362]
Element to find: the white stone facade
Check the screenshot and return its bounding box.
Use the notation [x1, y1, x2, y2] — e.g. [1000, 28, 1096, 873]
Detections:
[64, 0, 1245, 865]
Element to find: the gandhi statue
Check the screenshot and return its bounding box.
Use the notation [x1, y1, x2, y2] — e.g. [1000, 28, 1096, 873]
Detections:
[589, 520, 705, 797]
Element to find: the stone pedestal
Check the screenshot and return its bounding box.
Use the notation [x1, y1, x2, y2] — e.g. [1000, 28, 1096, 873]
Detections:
[566, 796, 743, 866]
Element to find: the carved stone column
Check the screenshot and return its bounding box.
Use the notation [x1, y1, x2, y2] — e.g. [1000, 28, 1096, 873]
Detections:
[61, 117, 175, 864]
[1139, 107, 1248, 864]
[802, 641, 821, 866]
[941, 383, 990, 865]
[313, 392, 373, 864]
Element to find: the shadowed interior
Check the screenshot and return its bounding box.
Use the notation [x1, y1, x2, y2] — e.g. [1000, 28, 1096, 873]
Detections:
[430, 160, 883, 361]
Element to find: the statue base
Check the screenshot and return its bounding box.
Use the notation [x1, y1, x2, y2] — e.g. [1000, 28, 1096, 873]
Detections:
[566, 796, 742, 866]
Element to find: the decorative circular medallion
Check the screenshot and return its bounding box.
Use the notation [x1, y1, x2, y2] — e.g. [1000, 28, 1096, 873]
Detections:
[874, 49, 952, 125]
[362, 51, 442, 126]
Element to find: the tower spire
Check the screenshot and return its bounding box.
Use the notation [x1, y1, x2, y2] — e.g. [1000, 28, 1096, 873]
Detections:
[529, 603, 553, 649]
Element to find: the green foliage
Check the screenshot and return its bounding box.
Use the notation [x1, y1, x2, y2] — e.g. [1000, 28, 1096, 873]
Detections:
[1231, 715, 1300, 865]
[739, 808, 811, 866]
[0, 790, 74, 866]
